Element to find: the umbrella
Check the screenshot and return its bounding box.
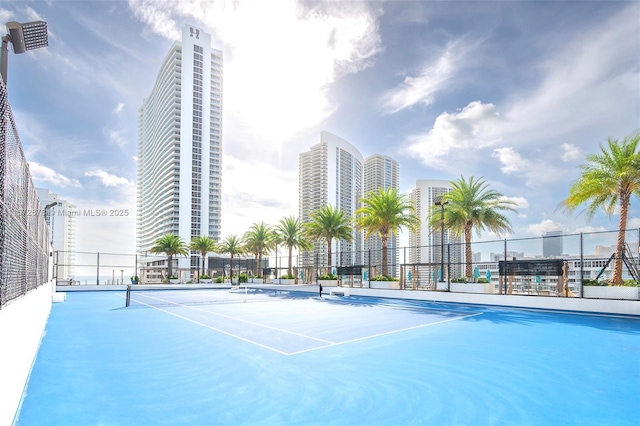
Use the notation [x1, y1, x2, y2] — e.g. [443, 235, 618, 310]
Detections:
[437, 267, 442, 281]
[473, 266, 480, 280]
[486, 269, 492, 281]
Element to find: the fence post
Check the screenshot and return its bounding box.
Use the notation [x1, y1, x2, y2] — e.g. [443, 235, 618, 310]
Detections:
[447, 243, 451, 291]
[503, 239, 507, 295]
[579, 233, 584, 298]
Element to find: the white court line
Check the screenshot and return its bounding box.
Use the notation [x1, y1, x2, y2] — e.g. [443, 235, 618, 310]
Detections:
[288, 312, 483, 356]
[119, 293, 482, 356]
[120, 295, 293, 355]
[124, 292, 335, 345]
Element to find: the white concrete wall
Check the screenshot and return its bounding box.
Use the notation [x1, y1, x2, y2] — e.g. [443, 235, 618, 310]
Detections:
[261, 284, 640, 316]
[0, 283, 53, 426]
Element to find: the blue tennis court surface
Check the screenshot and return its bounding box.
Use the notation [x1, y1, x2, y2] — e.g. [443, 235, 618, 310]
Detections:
[16, 289, 640, 425]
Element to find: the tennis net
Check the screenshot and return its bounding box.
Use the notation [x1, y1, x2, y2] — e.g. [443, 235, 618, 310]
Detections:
[124, 284, 307, 307]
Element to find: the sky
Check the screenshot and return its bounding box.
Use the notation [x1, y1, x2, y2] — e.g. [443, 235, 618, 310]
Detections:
[2, 0, 639, 256]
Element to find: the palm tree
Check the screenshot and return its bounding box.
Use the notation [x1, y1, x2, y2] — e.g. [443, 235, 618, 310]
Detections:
[242, 222, 274, 277]
[562, 131, 640, 285]
[149, 234, 189, 279]
[355, 187, 420, 277]
[430, 176, 516, 279]
[217, 234, 245, 283]
[275, 216, 312, 277]
[304, 204, 353, 270]
[190, 235, 217, 282]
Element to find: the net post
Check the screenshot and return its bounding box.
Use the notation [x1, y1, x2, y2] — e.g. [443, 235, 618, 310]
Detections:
[125, 285, 131, 307]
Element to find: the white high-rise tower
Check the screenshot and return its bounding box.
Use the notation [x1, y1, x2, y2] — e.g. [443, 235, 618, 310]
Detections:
[36, 188, 76, 280]
[409, 179, 463, 280]
[137, 25, 223, 280]
[299, 131, 363, 272]
[363, 154, 399, 276]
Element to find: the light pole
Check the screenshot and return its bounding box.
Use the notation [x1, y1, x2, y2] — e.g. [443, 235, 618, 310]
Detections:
[434, 196, 448, 286]
[43, 201, 58, 282]
[1, 20, 48, 84]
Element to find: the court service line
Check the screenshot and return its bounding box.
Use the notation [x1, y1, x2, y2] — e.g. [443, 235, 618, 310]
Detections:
[288, 312, 483, 356]
[122, 296, 300, 355]
[127, 292, 336, 345]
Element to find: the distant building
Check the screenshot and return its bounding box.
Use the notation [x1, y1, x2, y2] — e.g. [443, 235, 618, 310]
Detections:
[490, 251, 525, 261]
[137, 25, 223, 281]
[299, 131, 363, 273]
[543, 230, 563, 257]
[596, 242, 639, 258]
[408, 179, 463, 279]
[363, 154, 399, 276]
[36, 188, 76, 279]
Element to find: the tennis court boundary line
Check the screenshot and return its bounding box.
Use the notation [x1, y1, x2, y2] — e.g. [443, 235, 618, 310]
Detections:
[118, 293, 483, 356]
[118, 295, 295, 355]
[287, 312, 483, 355]
[130, 292, 336, 345]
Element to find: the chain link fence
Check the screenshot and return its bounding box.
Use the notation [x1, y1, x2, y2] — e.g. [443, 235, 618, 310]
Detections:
[0, 79, 49, 309]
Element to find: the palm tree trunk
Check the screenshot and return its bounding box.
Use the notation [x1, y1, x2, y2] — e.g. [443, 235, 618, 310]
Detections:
[256, 253, 262, 277]
[381, 234, 388, 277]
[230, 256, 234, 284]
[288, 247, 293, 277]
[168, 254, 173, 278]
[327, 237, 333, 269]
[613, 194, 630, 285]
[201, 254, 206, 282]
[465, 223, 473, 279]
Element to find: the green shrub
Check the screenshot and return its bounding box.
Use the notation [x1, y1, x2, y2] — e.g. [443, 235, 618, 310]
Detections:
[369, 275, 399, 281]
[476, 277, 489, 283]
[281, 274, 296, 279]
[451, 277, 467, 283]
[583, 279, 607, 286]
[239, 273, 248, 283]
[621, 279, 639, 287]
[318, 273, 338, 280]
[200, 274, 211, 280]
[214, 276, 224, 283]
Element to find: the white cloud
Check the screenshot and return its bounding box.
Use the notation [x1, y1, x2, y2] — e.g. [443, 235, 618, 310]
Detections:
[378, 39, 470, 114]
[403, 101, 502, 169]
[69, 184, 138, 261]
[85, 170, 133, 187]
[628, 217, 640, 228]
[112, 103, 125, 114]
[491, 146, 569, 188]
[501, 4, 639, 146]
[28, 162, 81, 188]
[501, 196, 529, 210]
[525, 220, 564, 237]
[574, 225, 608, 234]
[104, 129, 128, 147]
[220, 154, 298, 237]
[128, 0, 381, 151]
[492, 147, 525, 174]
[561, 143, 581, 162]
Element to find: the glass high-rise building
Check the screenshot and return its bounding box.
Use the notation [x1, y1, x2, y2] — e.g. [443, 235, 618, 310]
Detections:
[409, 179, 463, 280]
[363, 154, 399, 276]
[137, 25, 222, 280]
[299, 131, 363, 272]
